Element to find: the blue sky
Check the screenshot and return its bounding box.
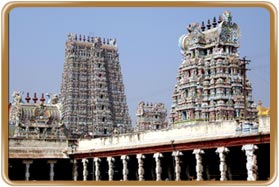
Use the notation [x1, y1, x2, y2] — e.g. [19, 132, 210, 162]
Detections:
[9, 7, 270, 125]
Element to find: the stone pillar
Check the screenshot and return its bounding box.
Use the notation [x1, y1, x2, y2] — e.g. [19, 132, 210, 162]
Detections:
[193, 149, 204, 181]
[172, 151, 183, 181]
[94, 157, 101, 181]
[107, 157, 115, 181]
[92, 158, 95, 180]
[153, 152, 163, 181]
[71, 159, 78, 181]
[136, 154, 145, 181]
[82, 158, 88, 181]
[242, 144, 258, 181]
[23, 160, 33, 181]
[216, 147, 229, 181]
[47, 160, 57, 181]
[120, 155, 129, 181]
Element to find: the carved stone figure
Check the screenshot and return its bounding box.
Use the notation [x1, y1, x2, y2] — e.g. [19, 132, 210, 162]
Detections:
[222, 11, 232, 25]
[12, 91, 23, 105]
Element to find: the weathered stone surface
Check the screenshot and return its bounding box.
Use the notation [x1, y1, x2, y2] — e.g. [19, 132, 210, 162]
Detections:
[77, 118, 269, 153]
[9, 139, 68, 158]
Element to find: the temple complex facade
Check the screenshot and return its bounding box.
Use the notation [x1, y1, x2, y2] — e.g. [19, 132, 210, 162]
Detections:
[8, 114, 270, 181]
[7, 11, 271, 183]
[60, 34, 131, 137]
[135, 102, 168, 131]
[170, 11, 258, 125]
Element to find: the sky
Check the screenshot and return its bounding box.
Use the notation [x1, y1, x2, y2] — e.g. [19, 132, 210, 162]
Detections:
[9, 7, 270, 125]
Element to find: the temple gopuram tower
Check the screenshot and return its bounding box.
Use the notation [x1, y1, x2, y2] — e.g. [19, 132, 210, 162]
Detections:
[136, 102, 168, 131]
[170, 11, 258, 126]
[60, 33, 131, 137]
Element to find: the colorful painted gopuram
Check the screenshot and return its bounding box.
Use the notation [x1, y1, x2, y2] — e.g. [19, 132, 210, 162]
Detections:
[60, 34, 131, 137]
[170, 11, 258, 126]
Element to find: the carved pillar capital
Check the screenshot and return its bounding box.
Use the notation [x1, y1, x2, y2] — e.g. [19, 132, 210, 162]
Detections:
[23, 160, 33, 164]
[121, 155, 130, 161]
[94, 157, 101, 162]
[136, 153, 145, 159]
[71, 159, 78, 164]
[47, 160, 57, 164]
[216, 146, 229, 154]
[193, 149, 205, 155]
[242, 144, 258, 153]
[172, 150, 183, 157]
[153, 152, 163, 159]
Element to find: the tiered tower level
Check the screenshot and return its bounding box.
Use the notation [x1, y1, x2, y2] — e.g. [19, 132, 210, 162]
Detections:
[170, 11, 258, 125]
[136, 102, 168, 131]
[61, 33, 131, 137]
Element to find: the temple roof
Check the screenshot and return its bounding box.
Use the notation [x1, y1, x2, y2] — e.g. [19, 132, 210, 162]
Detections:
[9, 91, 65, 139]
[179, 11, 241, 51]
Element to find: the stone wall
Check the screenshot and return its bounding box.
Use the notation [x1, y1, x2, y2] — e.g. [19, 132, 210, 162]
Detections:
[9, 138, 69, 158]
[78, 117, 269, 153]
